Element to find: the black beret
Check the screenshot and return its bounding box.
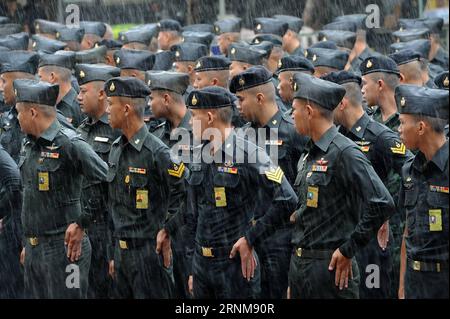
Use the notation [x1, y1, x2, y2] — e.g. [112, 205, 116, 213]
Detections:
[396, 84, 449, 119]
[318, 30, 356, 49]
[253, 18, 289, 37]
[323, 20, 359, 33]
[75, 63, 120, 86]
[31, 34, 67, 53]
[399, 18, 443, 34]
[434, 71, 449, 90]
[182, 31, 214, 47]
[321, 70, 362, 86]
[95, 39, 123, 50]
[310, 40, 338, 50]
[145, 71, 189, 95]
[171, 43, 208, 62]
[390, 39, 431, 59]
[182, 24, 214, 33]
[388, 49, 421, 66]
[0, 16, 9, 24]
[194, 56, 231, 72]
[306, 48, 349, 70]
[114, 49, 155, 71]
[0, 23, 22, 37]
[158, 19, 182, 32]
[55, 27, 85, 43]
[366, 28, 395, 55]
[251, 34, 282, 46]
[228, 43, 266, 65]
[273, 15, 304, 33]
[119, 25, 157, 45]
[153, 50, 176, 71]
[34, 19, 64, 35]
[0, 32, 28, 50]
[80, 21, 106, 37]
[276, 55, 314, 74]
[250, 41, 273, 59]
[422, 18, 444, 34]
[229, 65, 272, 93]
[187, 86, 236, 109]
[214, 18, 241, 34]
[392, 28, 430, 42]
[360, 55, 400, 76]
[0, 51, 39, 74]
[293, 72, 346, 110]
[38, 52, 75, 70]
[13, 79, 59, 107]
[104, 76, 150, 98]
[0, 45, 9, 51]
[75, 45, 107, 64]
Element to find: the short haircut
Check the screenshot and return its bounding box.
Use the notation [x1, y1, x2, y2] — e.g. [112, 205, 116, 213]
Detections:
[310, 100, 334, 121]
[369, 72, 400, 91]
[414, 114, 447, 134]
[399, 61, 423, 83]
[342, 82, 363, 107]
[119, 96, 146, 118]
[214, 106, 233, 124]
[41, 65, 72, 82]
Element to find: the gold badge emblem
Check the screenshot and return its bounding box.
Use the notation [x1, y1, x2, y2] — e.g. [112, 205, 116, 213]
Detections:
[196, 61, 201, 69]
[400, 97, 406, 107]
[256, 24, 262, 31]
[215, 26, 220, 33]
[14, 89, 17, 96]
[120, 34, 125, 41]
[444, 76, 449, 87]
[312, 54, 317, 62]
[56, 32, 60, 38]
[191, 94, 198, 106]
[366, 59, 373, 68]
[32, 41, 37, 48]
[278, 60, 282, 68]
[239, 78, 245, 86]
[116, 56, 120, 64]
[175, 50, 180, 57]
[231, 47, 236, 55]
[79, 70, 85, 78]
[254, 38, 260, 44]
[147, 79, 152, 86]
[322, 36, 327, 41]
[109, 82, 116, 92]
[304, 51, 308, 57]
[94, 43, 99, 48]
[293, 83, 298, 91]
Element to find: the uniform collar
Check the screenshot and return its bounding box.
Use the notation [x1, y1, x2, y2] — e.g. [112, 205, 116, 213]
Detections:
[350, 112, 371, 139]
[374, 106, 399, 126]
[124, 124, 148, 152]
[38, 119, 61, 143]
[86, 112, 109, 126]
[58, 87, 77, 107]
[179, 110, 192, 131]
[413, 140, 449, 173]
[312, 125, 338, 153]
[215, 129, 237, 160]
[265, 110, 283, 129]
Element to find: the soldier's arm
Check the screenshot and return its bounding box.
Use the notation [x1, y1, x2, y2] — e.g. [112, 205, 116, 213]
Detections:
[376, 131, 414, 177]
[338, 146, 396, 258]
[185, 180, 198, 276]
[244, 156, 298, 247]
[155, 146, 186, 236]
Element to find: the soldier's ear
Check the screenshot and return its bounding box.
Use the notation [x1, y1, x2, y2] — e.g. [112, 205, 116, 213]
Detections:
[256, 92, 264, 104]
[211, 78, 218, 86]
[399, 73, 406, 83]
[163, 93, 171, 105]
[98, 89, 106, 101]
[207, 111, 214, 125]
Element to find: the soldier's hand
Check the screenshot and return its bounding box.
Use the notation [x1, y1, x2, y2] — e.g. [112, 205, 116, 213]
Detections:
[108, 260, 115, 279]
[65, 223, 85, 262]
[188, 275, 194, 297]
[377, 221, 389, 250]
[328, 248, 353, 290]
[230, 237, 257, 281]
[290, 211, 297, 224]
[287, 286, 291, 299]
[398, 285, 405, 299]
[20, 248, 25, 266]
[156, 229, 172, 268]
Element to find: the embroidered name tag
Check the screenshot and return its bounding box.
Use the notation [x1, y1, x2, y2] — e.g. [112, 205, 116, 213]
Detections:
[94, 136, 109, 143]
[265, 140, 283, 146]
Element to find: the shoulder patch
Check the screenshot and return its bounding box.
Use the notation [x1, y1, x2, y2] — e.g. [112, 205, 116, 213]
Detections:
[264, 166, 284, 184]
[168, 162, 185, 178]
[391, 142, 406, 155]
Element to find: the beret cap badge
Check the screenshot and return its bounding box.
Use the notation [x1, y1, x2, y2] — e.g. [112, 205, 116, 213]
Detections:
[191, 94, 198, 106]
[109, 82, 116, 92]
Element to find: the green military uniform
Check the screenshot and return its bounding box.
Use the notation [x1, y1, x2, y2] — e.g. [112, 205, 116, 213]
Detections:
[289, 73, 395, 299]
[185, 86, 298, 299]
[104, 77, 186, 299]
[75, 63, 121, 299]
[16, 80, 108, 299]
[396, 85, 449, 299]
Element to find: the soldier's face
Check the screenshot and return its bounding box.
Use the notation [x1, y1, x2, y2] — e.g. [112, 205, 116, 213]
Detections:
[157, 32, 169, 51]
[218, 34, 231, 55]
[78, 82, 100, 116]
[399, 114, 420, 150]
[16, 103, 34, 134]
[189, 109, 209, 141]
[194, 72, 211, 89]
[0, 73, 15, 105]
[106, 96, 125, 129]
[236, 91, 256, 122]
[292, 98, 310, 136]
[277, 71, 294, 103]
[361, 75, 379, 107]
[149, 90, 166, 118]
[173, 62, 190, 75]
[37, 68, 54, 84]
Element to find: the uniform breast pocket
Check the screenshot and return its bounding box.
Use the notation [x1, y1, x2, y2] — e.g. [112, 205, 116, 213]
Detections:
[425, 191, 449, 232]
[37, 160, 62, 192]
[403, 188, 419, 208]
[92, 141, 112, 156]
[213, 173, 241, 208]
[186, 165, 204, 186]
[305, 173, 332, 208]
